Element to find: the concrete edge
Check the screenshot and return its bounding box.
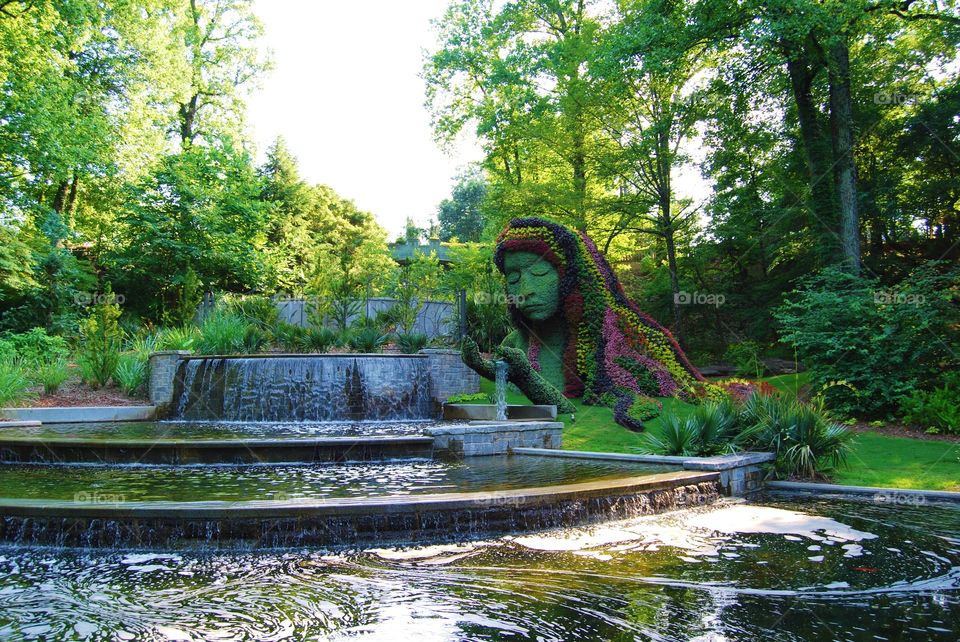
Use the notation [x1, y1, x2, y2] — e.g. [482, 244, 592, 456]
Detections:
[0, 420, 42, 427]
[0, 470, 720, 519]
[0, 435, 435, 449]
[0, 406, 156, 423]
[427, 422, 564, 436]
[513, 447, 689, 465]
[766, 481, 960, 502]
[177, 353, 429, 360]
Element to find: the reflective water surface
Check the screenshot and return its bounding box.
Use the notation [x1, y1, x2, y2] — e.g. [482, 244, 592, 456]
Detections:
[1, 497, 957, 640]
[0, 420, 444, 441]
[0, 455, 674, 502]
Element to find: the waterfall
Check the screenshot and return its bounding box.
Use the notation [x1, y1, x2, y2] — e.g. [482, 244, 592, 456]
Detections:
[495, 360, 508, 421]
[171, 355, 434, 422]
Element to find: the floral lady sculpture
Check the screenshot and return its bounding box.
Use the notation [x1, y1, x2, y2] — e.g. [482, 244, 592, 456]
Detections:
[463, 217, 723, 430]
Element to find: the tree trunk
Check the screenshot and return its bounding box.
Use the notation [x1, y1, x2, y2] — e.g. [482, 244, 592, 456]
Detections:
[179, 93, 198, 147]
[785, 40, 839, 265]
[828, 37, 861, 274]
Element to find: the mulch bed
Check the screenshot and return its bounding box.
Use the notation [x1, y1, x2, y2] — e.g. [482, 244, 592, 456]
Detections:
[7, 380, 147, 409]
[847, 421, 960, 444]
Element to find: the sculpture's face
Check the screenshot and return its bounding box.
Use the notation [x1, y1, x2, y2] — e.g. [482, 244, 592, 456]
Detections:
[502, 250, 561, 322]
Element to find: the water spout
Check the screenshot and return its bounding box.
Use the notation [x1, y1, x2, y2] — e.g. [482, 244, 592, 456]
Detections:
[495, 360, 508, 421]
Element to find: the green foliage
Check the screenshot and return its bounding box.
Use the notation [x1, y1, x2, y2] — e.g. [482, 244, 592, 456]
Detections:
[725, 341, 763, 378]
[31, 358, 71, 395]
[346, 326, 389, 353]
[272, 322, 307, 352]
[899, 373, 960, 435]
[219, 294, 279, 330]
[271, 322, 337, 353]
[0, 359, 32, 406]
[741, 396, 853, 480]
[195, 313, 255, 356]
[388, 251, 444, 334]
[395, 332, 429, 354]
[115, 354, 148, 397]
[639, 399, 741, 456]
[446, 392, 491, 404]
[775, 263, 959, 417]
[0, 328, 70, 365]
[77, 292, 123, 389]
[108, 141, 270, 322]
[154, 326, 199, 352]
[437, 170, 488, 242]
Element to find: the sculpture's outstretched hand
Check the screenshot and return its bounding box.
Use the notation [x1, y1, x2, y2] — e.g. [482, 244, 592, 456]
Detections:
[460, 337, 495, 380]
[494, 345, 576, 414]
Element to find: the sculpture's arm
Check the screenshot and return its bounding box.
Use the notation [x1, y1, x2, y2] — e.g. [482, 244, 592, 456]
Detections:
[461, 337, 496, 380]
[495, 345, 576, 414]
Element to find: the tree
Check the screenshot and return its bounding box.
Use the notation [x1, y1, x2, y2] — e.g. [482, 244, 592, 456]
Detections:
[174, 0, 268, 147]
[437, 170, 488, 241]
[106, 138, 268, 322]
[425, 0, 604, 230]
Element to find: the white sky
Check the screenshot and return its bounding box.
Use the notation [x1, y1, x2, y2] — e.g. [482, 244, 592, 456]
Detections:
[247, 0, 710, 239]
[247, 0, 482, 239]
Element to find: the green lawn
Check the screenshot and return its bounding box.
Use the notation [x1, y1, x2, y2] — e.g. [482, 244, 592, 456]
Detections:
[835, 432, 960, 492]
[474, 377, 960, 491]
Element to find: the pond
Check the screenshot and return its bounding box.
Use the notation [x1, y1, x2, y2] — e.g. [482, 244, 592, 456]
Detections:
[1, 496, 957, 640]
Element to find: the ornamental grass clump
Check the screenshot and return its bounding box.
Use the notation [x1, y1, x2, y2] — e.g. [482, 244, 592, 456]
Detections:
[639, 398, 742, 456]
[77, 291, 123, 389]
[0, 358, 31, 406]
[740, 395, 853, 480]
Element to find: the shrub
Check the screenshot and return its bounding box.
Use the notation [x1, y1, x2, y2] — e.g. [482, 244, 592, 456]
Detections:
[395, 332, 428, 354]
[115, 354, 148, 396]
[0, 359, 31, 406]
[899, 373, 960, 435]
[77, 292, 123, 389]
[154, 326, 199, 352]
[272, 322, 308, 352]
[219, 294, 279, 330]
[446, 392, 491, 404]
[195, 313, 253, 355]
[346, 326, 389, 353]
[0, 339, 14, 363]
[774, 262, 959, 417]
[32, 358, 70, 395]
[639, 399, 741, 456]
[725, 340, 763, 378]
[0, 328, 70, 365]
[304, 326, 338, 353]
[741, 395, 852, 480]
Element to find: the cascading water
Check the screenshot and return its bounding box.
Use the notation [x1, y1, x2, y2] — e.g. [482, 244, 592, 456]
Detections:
[494, 360, 508, 421]
[172, 355, 433, 422]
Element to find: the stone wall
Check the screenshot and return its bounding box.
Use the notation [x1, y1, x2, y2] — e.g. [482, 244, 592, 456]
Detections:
[420, 348, 479, 403]
[682, 452, 774, 496]
[148, 351, 191, 410]
[428, 421, 562, 457]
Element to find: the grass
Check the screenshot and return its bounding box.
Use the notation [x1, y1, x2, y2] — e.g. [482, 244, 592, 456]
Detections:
[475, 374, 960, 491]
[834, 432, 960, 492]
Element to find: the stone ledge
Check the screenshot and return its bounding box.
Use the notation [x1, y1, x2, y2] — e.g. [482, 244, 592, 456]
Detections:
[681, 452, 776, 471]
[766, 481, 960, 503]
[0, 406, 156, 423]
[427, 421, 562, 437]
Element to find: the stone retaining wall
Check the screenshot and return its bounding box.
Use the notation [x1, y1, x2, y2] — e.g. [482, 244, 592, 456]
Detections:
[420, 348, 479, 404]
[148, 351, 191, 410]
[428, 421, 562, 457]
